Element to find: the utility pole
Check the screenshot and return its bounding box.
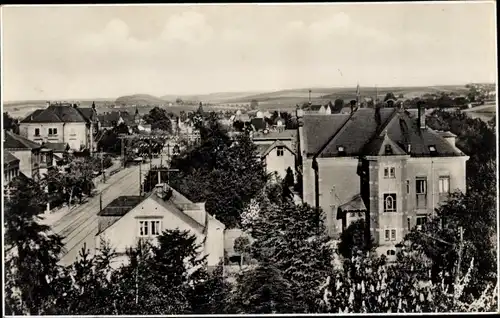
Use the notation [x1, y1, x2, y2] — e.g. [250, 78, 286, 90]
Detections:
[121, 137, 125, 168]
[99, 192, 103, 212]
[139, 161, 142, 196]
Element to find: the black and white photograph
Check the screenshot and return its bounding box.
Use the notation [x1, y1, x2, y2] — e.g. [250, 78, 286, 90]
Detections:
[1, 2, 498, 315]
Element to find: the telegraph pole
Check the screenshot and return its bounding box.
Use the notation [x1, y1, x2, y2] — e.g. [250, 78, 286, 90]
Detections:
[139, 161, 142, 196]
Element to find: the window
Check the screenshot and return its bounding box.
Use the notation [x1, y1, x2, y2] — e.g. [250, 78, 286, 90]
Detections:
[407, 217, 411, 231]
[35, 128, 40, 136]
[416, 216, 427, 230]
[139, 221, 149, 236]
[53, 128, 58, 135]
[138, 220, 161, 237]
[428, 145, 437, 154]
[406, 180, 410, 194]
[384, 167, 396, 178]
[385, 145, 393, 155]
[337, 146, 345, 155]
[416, 177, 427, 209]
[151, 220, 161, 236]
[276, 146, 284, 157]
[391, 229, 397, 241]
[439, 176, 450, 194]
[387, 250, 396, 256]
[383, 193, 397, 212]
[385, 229, 390, 241]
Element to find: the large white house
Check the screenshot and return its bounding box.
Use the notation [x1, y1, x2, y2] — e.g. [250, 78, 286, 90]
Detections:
[95, 184, 226, 269]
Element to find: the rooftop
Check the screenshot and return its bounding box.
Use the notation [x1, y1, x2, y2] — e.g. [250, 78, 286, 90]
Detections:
[4, 130, 42, 150]
[4, 151, 20, 165]
[20, 105, 90, 124]
[253, 129, 296, 140]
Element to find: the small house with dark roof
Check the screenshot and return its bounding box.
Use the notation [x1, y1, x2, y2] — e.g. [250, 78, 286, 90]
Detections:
[4, 130, 53, 180]
[97, 111, 135, 131]
[296, 104, 469, 257]
[95, 184, 225, 270]
[19, 102, 98, 152]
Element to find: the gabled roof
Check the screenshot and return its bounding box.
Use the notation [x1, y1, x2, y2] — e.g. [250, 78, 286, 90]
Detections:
[306, 104, 323, 111]
[4, 151, 20, 165]
[253, 129, 296, 141]
[337, 193, 367, 219]
[20, 105, 88, 123]
[302, 114, 350, 156]
[98, 196, 146, 217]
[4, 130, 42, 150]
[258, 140, 296, 157]
[98, 111, 134, 127]
[363, 131, 407, 156]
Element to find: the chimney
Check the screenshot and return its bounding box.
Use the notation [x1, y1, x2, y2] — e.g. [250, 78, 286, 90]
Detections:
[155, 183, 165, 198]
[442, 132, 457, 148]
[417, 102, 426, 129]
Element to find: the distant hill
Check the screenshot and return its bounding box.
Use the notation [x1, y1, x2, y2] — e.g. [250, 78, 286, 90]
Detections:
[115, 94, 166, 106]
[161, 91, 268, 103]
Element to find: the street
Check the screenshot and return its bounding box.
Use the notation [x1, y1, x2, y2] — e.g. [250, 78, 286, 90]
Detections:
[49, 157, 164, 266]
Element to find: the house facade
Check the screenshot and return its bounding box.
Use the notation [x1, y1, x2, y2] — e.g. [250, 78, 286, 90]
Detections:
[253, 130, 297, 179]
[297, 106, 468, 257]
[4, 151, 20, 185]
[19, 103, 98, 152]
[95, 184, 225, 269]
[4, 130, 53, 181]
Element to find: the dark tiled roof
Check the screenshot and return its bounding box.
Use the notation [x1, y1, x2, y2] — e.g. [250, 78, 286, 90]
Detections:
[302, 114, 350, 156]
[307, 104, 323, 111]
[98, 111, 134, 127]
[98, 196, 145, 216]
[20, 105, 88, 123]
[77, 108, 98, 122]
[256, 144, 270, 156]
[318, 108, 396, 157]
[44, 142, 69, 152]
[251, 118, 267, 131]
[385, 111, 464, 157]
[253, 129, 295, 141]
[4, 151, 20, 165]
[4, 130, 42, 150]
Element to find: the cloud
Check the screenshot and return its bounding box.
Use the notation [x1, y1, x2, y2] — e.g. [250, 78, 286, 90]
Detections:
[160, 11, 214, 45]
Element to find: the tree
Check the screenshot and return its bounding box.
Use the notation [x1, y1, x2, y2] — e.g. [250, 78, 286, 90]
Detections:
[384, 92, 396, 102]
[143, 107, 172, 133]
[3, 112, 20, 133]
[244, 182, 334, 313]
[4, 177, 65, 315]
[333, 99, 345, 113]
[284, 167, 295, 188]
[176, 98, 184, 105]
[250, 99, 259, 110]
[398, 93, 404, 99]
[188, 263, 231, 314]
[229, 263, 294, 314]
[169, 117, 267, 228]
[337, 219, 375, 260]
[233, 236, 251, 266]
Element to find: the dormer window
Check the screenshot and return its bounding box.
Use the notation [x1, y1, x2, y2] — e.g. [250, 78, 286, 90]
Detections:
[428, 145, 437, 154]
[337, 146, 345, 155]
[384, 145, 393, 155]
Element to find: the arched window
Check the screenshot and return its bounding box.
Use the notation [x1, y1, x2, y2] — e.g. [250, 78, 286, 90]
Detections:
[384, 193, 397, 212]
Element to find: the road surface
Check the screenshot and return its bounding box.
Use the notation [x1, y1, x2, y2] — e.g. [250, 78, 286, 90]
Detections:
[50, 157, 164, 266]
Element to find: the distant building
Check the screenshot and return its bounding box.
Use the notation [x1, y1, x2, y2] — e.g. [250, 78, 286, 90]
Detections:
[95, 184, 225, 270]
[4, 130, 53, 180]
[19, 102, 98, 152]
[253, 130, 297, 179]
[98, 111, 135, 131]
[297, 105, 469, 257]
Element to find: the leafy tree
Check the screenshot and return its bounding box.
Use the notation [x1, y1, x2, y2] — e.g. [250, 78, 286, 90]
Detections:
[244, 182, 334, 313]
[229, 263, 294, 314]
[3, 112, 20, 133]
[337, 219, 375, 259]
[250, 99, 259, 110]
[176, 98, 184, 105]
[333, 99, 345, 113]
[233, 120, 245, 132]
[169, 117, 267, 228]
[234, 236, 251, 266]
[4, 177, 65, 315]
[188, 263, 232, 314]
[398, 93, 404, 99]
[284, 167, 295, 188]
[143, 107, 172, 133]
[384, 92, 396, 102]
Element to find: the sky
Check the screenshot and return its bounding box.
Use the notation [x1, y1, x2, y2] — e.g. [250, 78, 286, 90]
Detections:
[2, 2, 497, 101]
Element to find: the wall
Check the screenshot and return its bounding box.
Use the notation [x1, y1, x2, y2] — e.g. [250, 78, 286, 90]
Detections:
[8, 150, 35, 179]
[316, 157, 360, 237]
[204, 217, 225, 267]
[20, 122, 88, 150]
[3, 163, 20, 184]
[301, 158, 316, 206]
[264, 147, 295, 179]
